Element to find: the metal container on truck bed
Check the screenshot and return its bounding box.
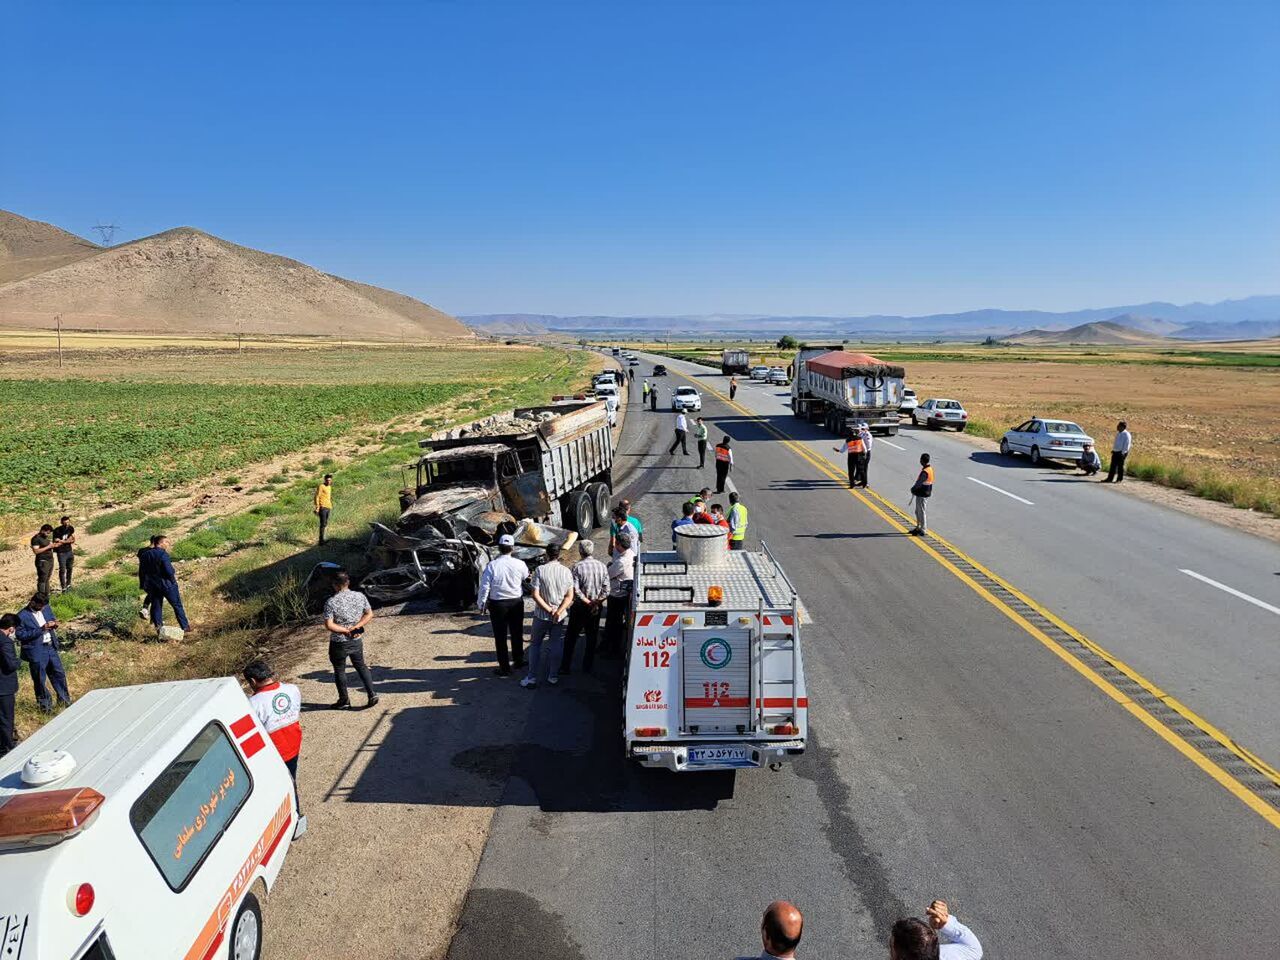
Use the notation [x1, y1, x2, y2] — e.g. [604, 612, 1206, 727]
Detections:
[721, 348, 751, 375]
[790, 348, 905, 435]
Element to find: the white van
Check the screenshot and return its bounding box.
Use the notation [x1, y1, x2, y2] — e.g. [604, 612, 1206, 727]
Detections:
[0, 678, 302, 960]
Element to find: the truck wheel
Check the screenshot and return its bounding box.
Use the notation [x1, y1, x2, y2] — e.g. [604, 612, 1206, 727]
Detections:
[229, 892, 263, 960]
[587, 482, 611, 528]
[566, 491, 594, 540]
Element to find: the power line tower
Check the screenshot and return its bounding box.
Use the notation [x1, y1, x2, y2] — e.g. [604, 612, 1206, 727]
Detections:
[91, 222, 119, 246]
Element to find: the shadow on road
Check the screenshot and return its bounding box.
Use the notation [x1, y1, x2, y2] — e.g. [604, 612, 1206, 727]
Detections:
[968, 450, 1073, 471]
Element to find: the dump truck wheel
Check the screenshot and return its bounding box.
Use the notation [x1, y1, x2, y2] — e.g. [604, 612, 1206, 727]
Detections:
[567, 491, 594, 540]
[587, 482, 611, 528]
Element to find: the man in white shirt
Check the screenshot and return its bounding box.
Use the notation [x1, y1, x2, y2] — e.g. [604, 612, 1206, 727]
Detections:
[522, 544, 574, 688]
[889, 899, 983, 960]
[1106, 420, 1132, 483]
[668, 410, 689, 455]
[478, 534, 529, 676]
[604, 527, 636, 656]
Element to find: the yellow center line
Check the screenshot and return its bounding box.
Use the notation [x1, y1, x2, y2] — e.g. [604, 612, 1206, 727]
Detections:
[676, 366, 1280, 830]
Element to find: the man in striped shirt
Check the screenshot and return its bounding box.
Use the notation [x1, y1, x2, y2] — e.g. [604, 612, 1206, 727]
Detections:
[561, 540, 609, 675]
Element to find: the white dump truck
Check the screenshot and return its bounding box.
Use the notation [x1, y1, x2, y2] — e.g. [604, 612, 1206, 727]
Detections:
[624, 524, 807, 772]
[790, 346, 906, 435]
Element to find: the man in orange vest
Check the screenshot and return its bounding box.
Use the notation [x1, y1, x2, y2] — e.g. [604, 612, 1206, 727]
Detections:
[714, 436, 734, 493]
[909, 453, 934, 535]
[834, 429, 868, 488]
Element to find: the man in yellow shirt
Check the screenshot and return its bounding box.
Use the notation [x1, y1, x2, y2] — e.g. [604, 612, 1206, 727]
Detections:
[315, 473, 333, 544]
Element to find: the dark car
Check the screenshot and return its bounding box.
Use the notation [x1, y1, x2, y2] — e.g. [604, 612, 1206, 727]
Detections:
[653, 364, 668, 376]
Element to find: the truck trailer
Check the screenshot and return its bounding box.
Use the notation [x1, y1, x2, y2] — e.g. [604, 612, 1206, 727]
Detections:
[721, 348, 751, 376]
[790, 347, 906, 436]
[624, 524, 808, 772]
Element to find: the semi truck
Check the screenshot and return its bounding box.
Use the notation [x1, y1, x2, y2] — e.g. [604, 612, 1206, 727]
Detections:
[790, 346, 906, 436]
[721, 348, 751, 376]
[623, 524, 808, 772]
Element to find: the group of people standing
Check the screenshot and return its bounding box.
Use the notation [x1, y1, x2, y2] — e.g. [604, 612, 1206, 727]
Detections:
[29, 516, 76, 599]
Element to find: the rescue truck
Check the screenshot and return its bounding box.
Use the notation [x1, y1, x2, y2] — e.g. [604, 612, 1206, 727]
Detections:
[624, 524, 808, 771]
[0, 678, 302, 960]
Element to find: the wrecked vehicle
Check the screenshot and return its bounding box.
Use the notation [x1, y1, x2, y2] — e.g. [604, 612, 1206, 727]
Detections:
[364, 399, 615, 605]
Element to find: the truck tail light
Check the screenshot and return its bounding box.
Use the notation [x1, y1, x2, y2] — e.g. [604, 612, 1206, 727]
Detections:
[71, 882, 95, 916]
[634, 727, 667, 738]
[0, 788, 105, 844]
[771, 722, 798, 735]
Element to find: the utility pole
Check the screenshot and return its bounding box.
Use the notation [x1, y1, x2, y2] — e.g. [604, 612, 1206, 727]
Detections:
[91, 223, 119, 246]
[56, 314, 63, 368]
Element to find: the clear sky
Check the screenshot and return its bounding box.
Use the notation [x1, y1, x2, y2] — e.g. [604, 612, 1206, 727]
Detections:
[3, 1, 1277, 317]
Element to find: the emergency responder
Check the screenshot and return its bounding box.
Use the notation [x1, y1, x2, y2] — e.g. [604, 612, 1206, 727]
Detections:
[729, 375, 738, 400]
[834, 429, 868, 488]
[642, 379, 649, 402]
[909, 453, 934, 535]
[714, 436, 734, 492]
[694, 416, 709, 467]
[728, 491, 749, 550]
[858, 421, 874, 480]
[245, 659, 306, 827]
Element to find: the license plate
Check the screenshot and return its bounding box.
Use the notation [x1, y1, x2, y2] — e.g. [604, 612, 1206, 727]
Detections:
[688, 746, 752, 764]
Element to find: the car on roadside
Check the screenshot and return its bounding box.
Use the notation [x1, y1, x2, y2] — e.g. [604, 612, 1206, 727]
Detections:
[899, 387, 918, 414]
[749, 365, 770, 381]
[912, 398, 969, 430]
[628, 356, 640, 366]
[1000, 417, 1094, 464]
[671, 385, 703, 412]
[766, 366, 789, 385]
[652, 364, 668, 376]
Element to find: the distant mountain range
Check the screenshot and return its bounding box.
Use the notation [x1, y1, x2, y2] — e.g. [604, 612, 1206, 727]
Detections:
[464, 296, 1280, 341]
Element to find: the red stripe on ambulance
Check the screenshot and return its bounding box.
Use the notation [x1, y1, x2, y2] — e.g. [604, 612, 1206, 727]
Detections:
[239, 732, 266, 758]
[756, 697, 809, 708]
[683, 697, 750, 708]
[663, 614, 679, 626]
[229, 714, 255, 738]
[637, 614, 654, 626]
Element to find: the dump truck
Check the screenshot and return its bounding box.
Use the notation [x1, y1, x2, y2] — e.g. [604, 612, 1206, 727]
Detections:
[624, 524, 807, 772]
[721, 348, 751, 376]
[790, 346, 906, 435]
[363, 399, 613, 605]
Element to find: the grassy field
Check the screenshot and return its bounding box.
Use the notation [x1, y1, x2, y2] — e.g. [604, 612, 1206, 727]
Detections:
[616, 338, 1280, 517]
[3, 337, 599, 738]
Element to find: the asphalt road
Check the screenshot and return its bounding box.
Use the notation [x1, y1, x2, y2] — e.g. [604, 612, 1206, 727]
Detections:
[445, 359, 1279, 960]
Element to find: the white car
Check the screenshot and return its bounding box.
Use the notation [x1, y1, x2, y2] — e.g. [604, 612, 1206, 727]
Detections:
[912, 398, 968, 430]
[899, 388, 918, 414]
[766, 367, 789, 385]
[1000, 417, 1094, 464]
[749, 365, 770, 381]
[671, 385, 703, 412]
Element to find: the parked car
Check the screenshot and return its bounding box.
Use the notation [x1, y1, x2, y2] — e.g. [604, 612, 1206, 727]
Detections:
[1000, 417, 1094, 464]
[750, 365, 770, 381]
[652, 364, 668, 376]
[912, 398, 968, 430]
[899, 387, 918, 414]
[628, 356, 640, 366]
[671, 385, 703, 412]
[766, 366, 789, 385]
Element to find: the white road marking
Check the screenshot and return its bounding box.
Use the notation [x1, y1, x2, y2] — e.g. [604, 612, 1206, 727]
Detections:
[967, 476, 1034, 505]
[1179, 569, 1280, 617]
[878, 439, 906, 451]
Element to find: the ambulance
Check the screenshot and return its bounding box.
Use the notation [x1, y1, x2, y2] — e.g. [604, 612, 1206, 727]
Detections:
[0, 678, 302, 960]
[624, 524, 808, 771]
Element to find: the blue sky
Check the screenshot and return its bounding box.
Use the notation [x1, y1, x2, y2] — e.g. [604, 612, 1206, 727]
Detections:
[3, 1, 1277, 316]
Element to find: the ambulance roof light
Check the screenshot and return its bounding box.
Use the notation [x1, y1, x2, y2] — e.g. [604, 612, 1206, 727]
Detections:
[0, 788, 106, 846]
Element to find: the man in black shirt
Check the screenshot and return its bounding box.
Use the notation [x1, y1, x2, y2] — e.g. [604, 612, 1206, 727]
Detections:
[52, 516, 76, 591]
[29, 524, 56, 600]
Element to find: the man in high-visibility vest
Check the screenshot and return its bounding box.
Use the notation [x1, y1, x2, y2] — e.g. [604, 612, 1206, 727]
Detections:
[727, 491, 748, 550]
[642, 379, 649, 402]
[714, 436, 734, 493]
[694, 417, 710, 467]
[909, 453, 934, 536]
[834, 430, 868, 488]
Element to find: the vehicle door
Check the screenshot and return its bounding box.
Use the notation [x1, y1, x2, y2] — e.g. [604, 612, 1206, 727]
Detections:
[497, 449, 551, 518]
[917, 399, 933, 420]
[1017, 420, 1041, 452]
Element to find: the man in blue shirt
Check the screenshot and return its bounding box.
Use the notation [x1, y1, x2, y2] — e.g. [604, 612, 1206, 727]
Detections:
[671, 501, 696, 544]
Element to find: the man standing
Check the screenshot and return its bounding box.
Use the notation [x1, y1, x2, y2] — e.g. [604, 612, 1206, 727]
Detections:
[642, 379, 649, 403]
[604, 527, 636, 656]
[315, 473, 334, 544]
[52, 516, 76, 591]
[244, 659, 307, 830]
[16, 594, 72, 714]
[753, 901, 804, 960]
[322, 571, 378, 708]
[649, 386, 658, 411]
[859, 421, 875, 481]
[714, 436, 734, 493]
[609, 502, 643, 555]
[909, 453, 934, 536]
[478, 534, 529, 675]
[138, 534, 191, 633]
[669, 409, 689, 455]
[728, 491, 749, 550]
[561, 540, 609, 676]
[693, 417, 710, 467]
[0, 613, 20, 756]
[1107, 421, 1132, 483]
[729, 376, 738, 401]
[522, 544, 574, 688]
[30, 524, 56, 600]
[834, 429, 868, 488]
[889, 899, 983, 960]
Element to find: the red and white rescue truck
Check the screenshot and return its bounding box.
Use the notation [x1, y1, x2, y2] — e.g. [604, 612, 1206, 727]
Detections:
[0, 678, 303, 960]
[625, 524, 808, 771]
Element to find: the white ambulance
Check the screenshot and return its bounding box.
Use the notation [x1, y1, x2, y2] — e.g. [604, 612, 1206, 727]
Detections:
[0, 678, 302, 960]
[624, 525, 808, 771]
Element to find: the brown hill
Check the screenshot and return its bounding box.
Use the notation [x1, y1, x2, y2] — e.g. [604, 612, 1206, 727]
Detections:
[0, 212, 469, 339]
[1007, 320, 1171, 345]
[0, 210, 100, 284]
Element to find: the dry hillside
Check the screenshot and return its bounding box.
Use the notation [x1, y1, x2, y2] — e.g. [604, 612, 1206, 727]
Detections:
[0, 210, 100, 284]
[1008, 320, 1169, 346]
[0, 211, 469, 340]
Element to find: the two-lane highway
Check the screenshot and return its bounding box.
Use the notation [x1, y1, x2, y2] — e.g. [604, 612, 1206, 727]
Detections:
[445, 357, 1280, 960]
